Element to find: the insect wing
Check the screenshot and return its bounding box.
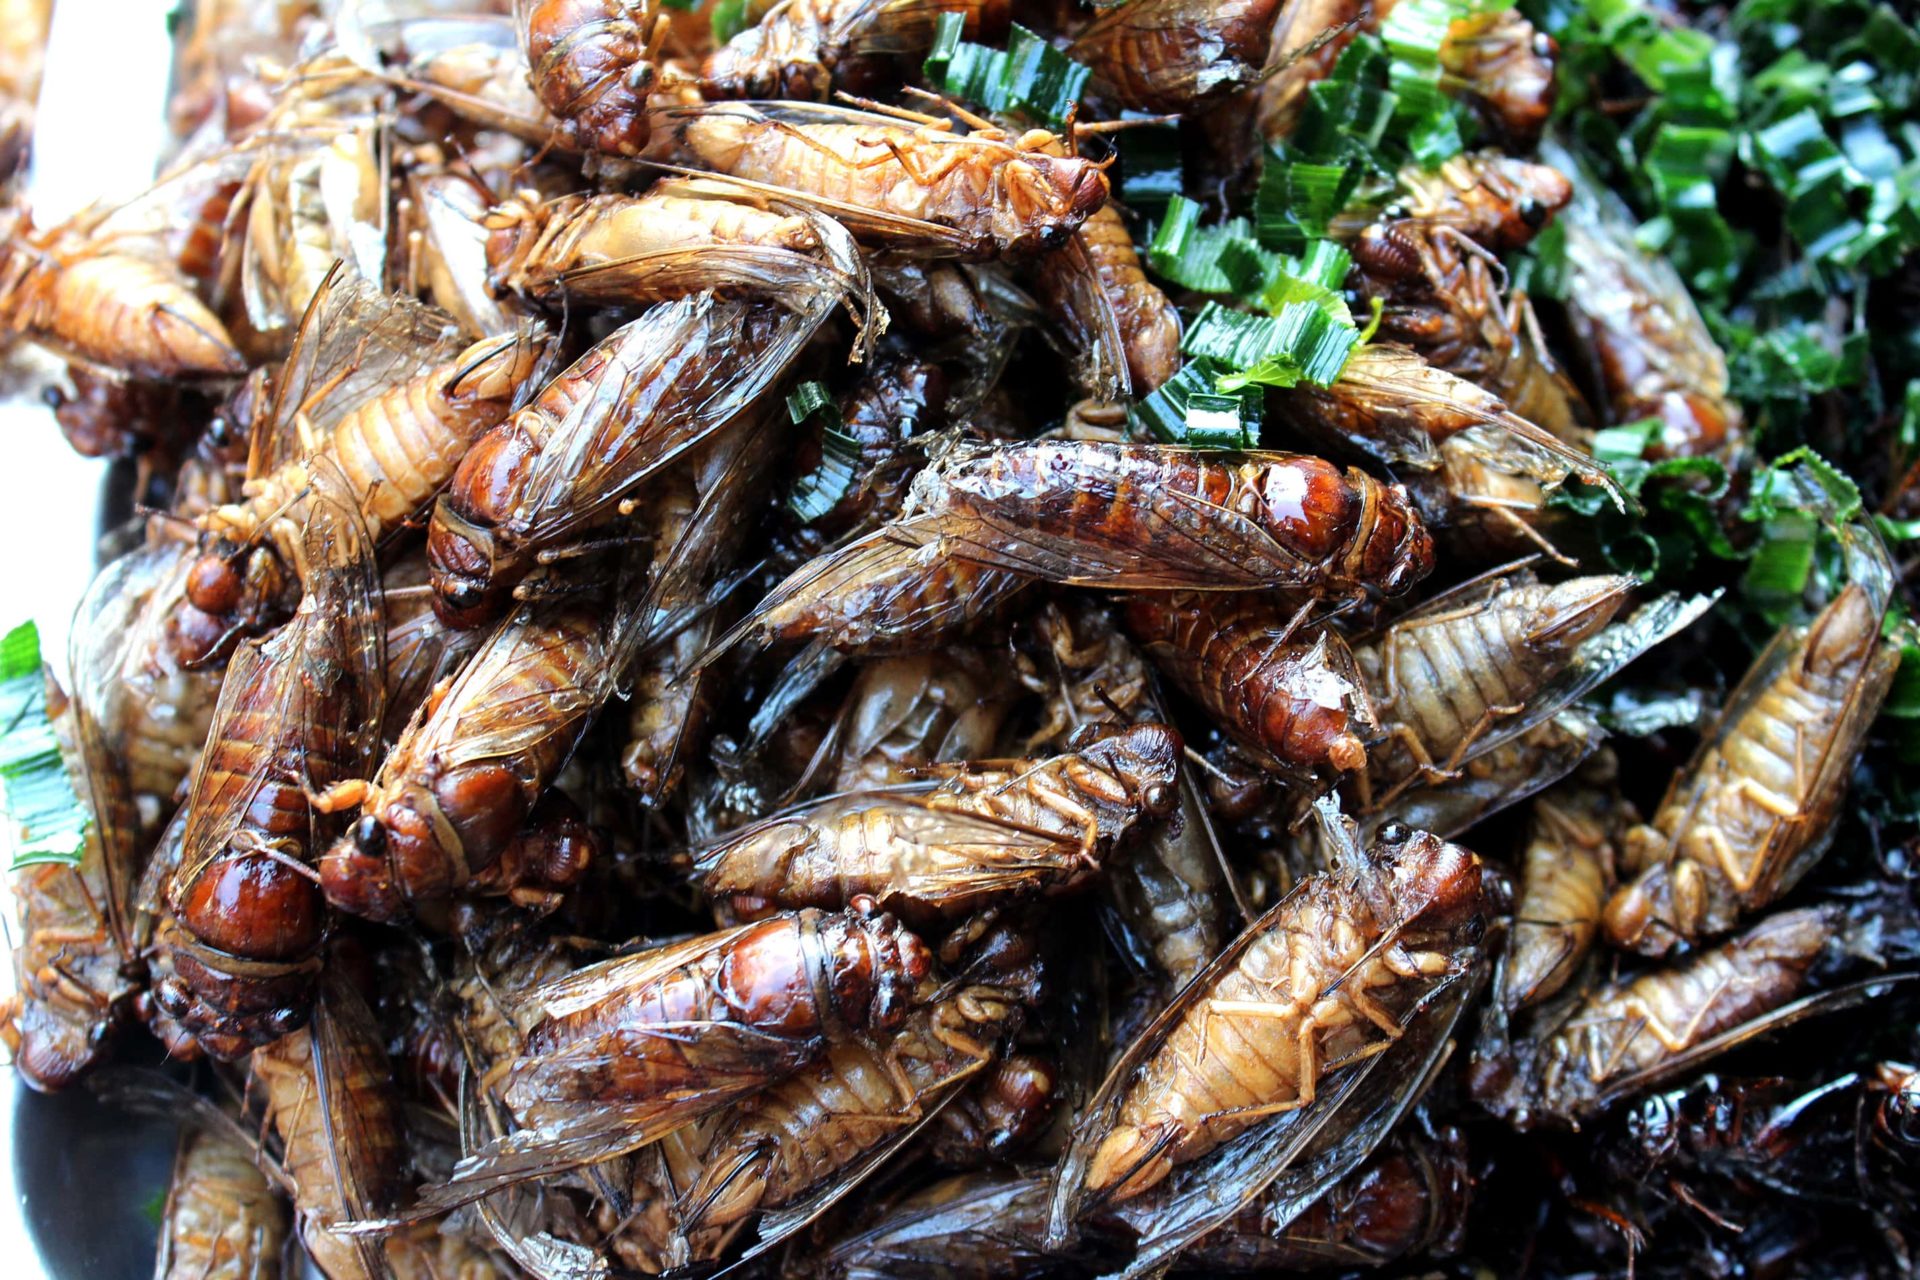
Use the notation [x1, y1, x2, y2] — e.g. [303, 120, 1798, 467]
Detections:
[512, 294, 816, 547]
[1363, 708, 1605, 842]
[1118, 967, 1471, 1280]
[302, 458, 389, 779]
[724, 1053, 994, 1268]
[307, 967, 407, 1280]
[1038, 227, 1130, 401]
[256, 269, 465, 483]
[1595, 974, 1920, 1109]
[414, 926, 823, 1206]
[887, 482, 1311, 592]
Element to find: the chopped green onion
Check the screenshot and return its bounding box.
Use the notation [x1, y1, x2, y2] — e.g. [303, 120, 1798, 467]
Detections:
[1254, 150, 1365, 252]
[1, 621, 88, 871]
[1146, 196, 1277, 294]
[786, 380, 837, 427]
[1184, 301, 1359, 391]
[1129, 359, 1261, 448]
[924, 17, 1089, 126]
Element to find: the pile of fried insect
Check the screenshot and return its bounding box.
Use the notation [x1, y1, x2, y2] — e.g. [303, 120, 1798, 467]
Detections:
[5, 0, 1920, 1276]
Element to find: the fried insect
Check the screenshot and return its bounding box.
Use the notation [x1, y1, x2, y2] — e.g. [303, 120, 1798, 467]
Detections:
[1331, 151, 1573, 255]
[723, 529, 1033, 656]
[1107, 1125, 1472, 1271]
[154, 468, 385, 1060]
[155, 1123, 291, 1280]
[1606, 580, 1900, 956]
[78, 541, 231, 805]
[1473, 905, 1846, 1129]
[1050, 819, 1486, 1277]
[1123, 592, 1378, 778]
[422, 906, 934, 1203]
[676, 917, 1043, 1258]
[3, 666, 145, 1091]
[703, 0, 1008, 100]
[1402, 435, 1565, 567]
[646, 100, 1110, 259]
[1437, 8, 1556, 148]
[1280, 341, 1612, 497]
[251, 964, 410, 1280]
[319, 596, 623, 923]
[1026, 201, 1181, 397]
[483, 177, 867, 306]
[1349, 569, 1638, 807]
[1542, 138, 1744, 461]
[794, 1170, 1065, 1279]
[1350, 219, 1592, 448]
[1017, 601, 1229, 988]
[1502, 767, 1619, 1012]
[402, 169, 534, 341]
[1255, 0, 1363, 141]
[826, 648, 1020, 791]
[521, 0, 664, 157]
[927, 1051, 1061, 1167]
[694, 721, 1181, 922]
[1067, 0, 1280, 112]
[0, 205, 243, 377]
[426, 284, 849, 628]
[197, 284, 545, 578]
[886, 440, 1433, 595]
[772, 347, 948, 569]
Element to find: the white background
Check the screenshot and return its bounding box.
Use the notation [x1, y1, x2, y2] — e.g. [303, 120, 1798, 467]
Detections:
[4, 2, 179, 1276]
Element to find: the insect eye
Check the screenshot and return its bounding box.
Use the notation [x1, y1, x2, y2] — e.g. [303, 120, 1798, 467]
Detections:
[1518, 197, 1547, 228]
[1037, 225, 1068, 250]
[1143, 781, 1176, 814]
[1378, 821, 1413, 845]
[352, 815, 387, 856]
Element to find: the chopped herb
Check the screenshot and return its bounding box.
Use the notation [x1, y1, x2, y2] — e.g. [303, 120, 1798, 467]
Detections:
[1, 621, 88, 871]
[924, 17, 1090, 126]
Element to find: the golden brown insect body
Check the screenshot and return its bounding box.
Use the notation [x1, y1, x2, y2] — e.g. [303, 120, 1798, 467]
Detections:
[199, 329, 543, 564]
[1438, 9, 1556, 148]
[156, 478, 385, 1061]
[899, 440, 1435, 596]
[0, 211, 243, 377]
[319, 599, 619, 922]
[649, 102, 1110, 258]
[1069, 0, 1278, 112]
[521, 0, 662, 156]
[427, 290, 836, 627]
[1351, 573, 1634, 806]
[4, 674, 144, 1092]
[1351, 219, 1592, 447]
[1332, 152, 1573, 256]
[1503, 772, 1618, 1011]
[251, 967, 410, 1280]
[420, 908, 934, 1200]
[1124, 592, 1377, 777]
[1475, 905, 1842, 1129]
[1605, 584, 1899, 955]
[828, 648, 1019, 791]
[696, 722, 1181, 922]
[1077, 827, 1486, 1203]
[1026, 202, 1181, 396]
[677, 919, 1042, 1242]
[703, 0, 1008, 99]
[155, 1124, 291, 1280]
